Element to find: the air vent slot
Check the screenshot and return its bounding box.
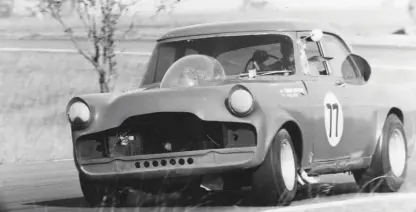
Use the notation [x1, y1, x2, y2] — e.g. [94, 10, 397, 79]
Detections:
[135, 157, 195, 169]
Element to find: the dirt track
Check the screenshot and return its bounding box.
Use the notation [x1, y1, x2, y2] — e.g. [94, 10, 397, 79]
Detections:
[0, 155, 415, 211]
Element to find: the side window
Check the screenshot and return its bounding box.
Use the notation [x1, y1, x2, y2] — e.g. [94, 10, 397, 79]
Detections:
[304, 41, 328, 76]
[321, 34, 360, 79]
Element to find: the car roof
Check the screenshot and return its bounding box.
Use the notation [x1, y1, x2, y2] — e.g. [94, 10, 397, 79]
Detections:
[157, 18, 341, 41]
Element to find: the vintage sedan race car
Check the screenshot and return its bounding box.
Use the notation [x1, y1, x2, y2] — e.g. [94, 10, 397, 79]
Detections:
[66, 19, 416, 206]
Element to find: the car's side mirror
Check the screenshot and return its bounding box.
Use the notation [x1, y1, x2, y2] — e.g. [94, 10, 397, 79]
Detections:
[299, 29, 323, 43]
[346, 54, 372, 81]
[310, 29, 323, 42]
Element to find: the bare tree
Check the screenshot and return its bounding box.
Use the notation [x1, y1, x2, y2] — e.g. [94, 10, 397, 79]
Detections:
[42, 0, 181, 93]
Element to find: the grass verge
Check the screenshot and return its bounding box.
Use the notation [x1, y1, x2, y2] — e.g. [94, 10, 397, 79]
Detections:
[0, 51, 147, 164]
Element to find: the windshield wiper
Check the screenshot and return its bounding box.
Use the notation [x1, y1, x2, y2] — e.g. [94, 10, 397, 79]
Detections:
[238, 70, 292, 78]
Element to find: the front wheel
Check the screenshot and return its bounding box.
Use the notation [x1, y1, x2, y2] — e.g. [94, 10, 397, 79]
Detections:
[250, 128, 299, 206]
[353, 114, 408, 192]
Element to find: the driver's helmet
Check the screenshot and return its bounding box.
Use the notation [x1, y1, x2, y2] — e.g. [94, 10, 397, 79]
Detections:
[252, 50, 269, 64]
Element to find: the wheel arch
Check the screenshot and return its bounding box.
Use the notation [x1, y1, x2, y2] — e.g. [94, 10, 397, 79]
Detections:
[386, 107, 416, 158]
[279, 121, 304, 164]
[372, 107, 405, 160]
[388, 107, 404, 124]
[260, 109, 304, 168]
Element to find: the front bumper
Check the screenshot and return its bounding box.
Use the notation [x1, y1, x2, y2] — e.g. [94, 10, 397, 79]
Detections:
[70, 82, 280, 181]
[72, 109, 269, 181]
[77, 147, 257, 181]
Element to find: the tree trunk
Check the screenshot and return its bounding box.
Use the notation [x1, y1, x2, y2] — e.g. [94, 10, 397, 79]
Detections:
[99, 73, 110, 93]
[100, 82, 110, 93]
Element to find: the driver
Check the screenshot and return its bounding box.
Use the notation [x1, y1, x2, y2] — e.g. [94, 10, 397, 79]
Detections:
[251, 50, 271, 71]
[250, 42, 295, 72]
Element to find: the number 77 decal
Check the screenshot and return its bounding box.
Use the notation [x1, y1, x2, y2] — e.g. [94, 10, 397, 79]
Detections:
[324, 92, 344, 147]
[326, 103, 339, 137]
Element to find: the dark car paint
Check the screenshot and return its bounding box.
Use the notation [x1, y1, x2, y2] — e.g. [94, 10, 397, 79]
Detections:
[72, 74, 416, 179]
[69, 19, 416, 181]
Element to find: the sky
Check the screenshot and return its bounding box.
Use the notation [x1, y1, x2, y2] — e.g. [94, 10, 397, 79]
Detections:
[129, 0, 412, 13]
[10, 0, 412, 16]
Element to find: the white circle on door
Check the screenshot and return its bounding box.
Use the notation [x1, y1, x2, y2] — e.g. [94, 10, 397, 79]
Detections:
[324, 91, 344, 147]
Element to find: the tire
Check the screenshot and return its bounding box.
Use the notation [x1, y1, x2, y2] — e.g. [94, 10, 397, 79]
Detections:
[79, 174, 116, 207]
[250, 128, 299, 206]
[353, 114, 408, 193]
[222, 171, 251, 191]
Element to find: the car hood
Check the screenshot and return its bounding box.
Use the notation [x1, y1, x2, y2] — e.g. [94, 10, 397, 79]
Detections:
[131, 76, 304, 92]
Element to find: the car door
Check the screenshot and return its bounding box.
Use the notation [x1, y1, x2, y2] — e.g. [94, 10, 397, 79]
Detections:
[296, 32, 353, 162]
[319, 33, 375, 159]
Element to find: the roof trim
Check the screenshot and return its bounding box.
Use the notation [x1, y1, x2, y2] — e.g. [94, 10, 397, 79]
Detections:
[157, 18, 341, 42]
[156, 30, 296, 42]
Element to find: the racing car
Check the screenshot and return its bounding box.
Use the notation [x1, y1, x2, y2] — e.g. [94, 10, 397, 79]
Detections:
[66, 19, 416, 207]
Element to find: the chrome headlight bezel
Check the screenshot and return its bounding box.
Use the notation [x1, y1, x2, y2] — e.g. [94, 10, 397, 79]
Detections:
[226, 84, 255, 117]
[66, 97, 92, 129]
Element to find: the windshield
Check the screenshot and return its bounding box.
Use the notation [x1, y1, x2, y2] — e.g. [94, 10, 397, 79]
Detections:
[160, 54, 226, 89]
[141, 33, 296, 86]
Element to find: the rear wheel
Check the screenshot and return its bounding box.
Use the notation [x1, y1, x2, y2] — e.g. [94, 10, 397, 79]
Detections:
[353, 114, 408, 192]
[250, 128, 299, 206]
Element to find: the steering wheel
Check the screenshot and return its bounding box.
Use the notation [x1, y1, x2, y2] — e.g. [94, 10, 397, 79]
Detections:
[243, 53, 282, 73]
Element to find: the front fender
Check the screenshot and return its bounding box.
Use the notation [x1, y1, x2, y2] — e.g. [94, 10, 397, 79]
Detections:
[251, 107, 299, 166]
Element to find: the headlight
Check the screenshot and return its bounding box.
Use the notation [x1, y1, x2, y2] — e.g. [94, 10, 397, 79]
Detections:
[67, 100, 91, 127]
[227, 85, 254, 117]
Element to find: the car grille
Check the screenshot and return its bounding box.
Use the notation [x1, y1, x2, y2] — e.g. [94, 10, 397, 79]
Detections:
[75, 112, 257, 160]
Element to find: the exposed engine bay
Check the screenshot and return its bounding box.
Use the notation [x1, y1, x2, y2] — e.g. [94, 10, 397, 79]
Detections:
[76, 112, 257, 161]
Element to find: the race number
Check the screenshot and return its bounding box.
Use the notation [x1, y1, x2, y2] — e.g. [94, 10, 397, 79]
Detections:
[324, 92, 344, 147]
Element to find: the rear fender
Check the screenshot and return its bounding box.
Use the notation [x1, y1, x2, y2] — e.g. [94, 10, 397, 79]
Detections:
[369, 107, 393, 161]
[371, 107, 406, 161]
[402, 110, 416, 158]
